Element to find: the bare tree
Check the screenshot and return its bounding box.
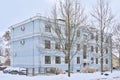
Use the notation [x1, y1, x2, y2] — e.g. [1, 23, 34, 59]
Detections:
[49, 0, 87, 77]
[2, 31, 10, 41]
[2, 31, 10, 59]
[91, 0, 114, 74]
[0, 37, 4, 56]
[113, 24, 120, 70]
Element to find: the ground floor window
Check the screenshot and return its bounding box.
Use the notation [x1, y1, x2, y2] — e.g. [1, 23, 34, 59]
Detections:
[77, 70, 80, 72]
[91, 57, 94, 64]
[55, 56, 61, 64]
[45, 56, 51, 64]
[77, 57, 80, 64]
[106, 58, 108, 64]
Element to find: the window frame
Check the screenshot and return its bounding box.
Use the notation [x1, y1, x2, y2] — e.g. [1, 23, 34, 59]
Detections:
[45, 40, 51, 49]
[55, 43, 60, 50]
[77, 57, 80, 64]
[45, 56, 51, 64]
[55, 56, 61, 64]
[91, 46, 94, 52]
[45, 24, 51, 32]
[77, 44, 80, 50]
[77, 29, 80, 37]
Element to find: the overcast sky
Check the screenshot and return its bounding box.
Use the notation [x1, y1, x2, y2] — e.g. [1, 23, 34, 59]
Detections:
[0, 0, 120, 36]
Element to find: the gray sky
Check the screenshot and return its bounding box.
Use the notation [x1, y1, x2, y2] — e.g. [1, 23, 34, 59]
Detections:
[0, 0, 120, 36]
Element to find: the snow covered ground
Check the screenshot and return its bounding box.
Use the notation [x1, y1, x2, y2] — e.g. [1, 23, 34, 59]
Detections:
[1, 70, 120, 80]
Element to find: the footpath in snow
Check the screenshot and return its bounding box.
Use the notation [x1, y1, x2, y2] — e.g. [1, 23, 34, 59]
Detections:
[0, 71, 120, 80]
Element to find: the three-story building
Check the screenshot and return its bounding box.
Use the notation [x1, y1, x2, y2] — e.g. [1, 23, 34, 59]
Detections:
[9, 15, 112, 74]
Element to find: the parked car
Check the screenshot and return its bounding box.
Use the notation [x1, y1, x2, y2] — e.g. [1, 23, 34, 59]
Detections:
[3, 66, 26, 75]
[3, 66, 14, 73]
[18, 68, 26, 75]
[9, 70, 18, 74]
[0, 66, 7, 71]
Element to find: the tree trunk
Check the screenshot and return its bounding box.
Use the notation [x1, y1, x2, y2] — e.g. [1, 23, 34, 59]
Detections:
[101, 30, 103, 75]
[67, 6, 71, 77]
[68, 53, 70, 77]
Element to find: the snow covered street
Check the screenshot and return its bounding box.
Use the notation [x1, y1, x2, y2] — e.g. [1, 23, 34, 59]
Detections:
[1, 71, 120, 80]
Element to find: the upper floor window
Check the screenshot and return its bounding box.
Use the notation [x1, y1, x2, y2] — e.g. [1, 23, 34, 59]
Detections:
[77, 44, 80, 50]
[45, 56, 51, 64]
[83, 45, 87, 59]
[55, 56, 61, 64]
[55, 26, 61, 34]
[65, 43, 68, 50]
[65, 56, 68, 64]
[96, 35, 98, 41]
[77, 30, 80, 37]
[77, 57, 80, 64]
[106, 39, 108, 43]
[96, 47, 98, 53]
[106, 48, 108, 54]
[91, 33, 94, 39]
[101, 37, 104, 42]
[91, 46, 94, 52]
[45, 40, 50, 49]
[45, 24, 51, 32]
[96, 58, 98, 64]
[55, 43, 60, 50]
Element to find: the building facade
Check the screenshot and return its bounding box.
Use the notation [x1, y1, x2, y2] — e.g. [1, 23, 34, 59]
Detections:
[9, 15, 112, 73]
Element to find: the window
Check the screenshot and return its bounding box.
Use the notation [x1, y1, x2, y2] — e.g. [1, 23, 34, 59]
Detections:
[77, 30, 80, 37]
[65, 43, 68, 50]
[96, 47, 98, 53]
[106, 48, 108, 54]
[106, 59, 108, 64]
[55, 26, 61, 34]
[55, 56, 61, 64]
[77, 44, 80, 50]
[91, 46, 94, 52]
[77, 57, 80, 64]
[106, 39, 108, 43]
[45, 56, 51, 64]
[83, 45, 87, 59]
[65, 56, 68, 64]
[91, 33, 94, 39]
[96, 35, 98, 41]
[55, 43, 60, 50]
[45, 24, 51, 32]
[101, 37, 104, 42]
[77, 70, 80, 72]
[91, 57, 94, 64]
[45, 40, 50, 49]
[96, 58, 98, 64]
